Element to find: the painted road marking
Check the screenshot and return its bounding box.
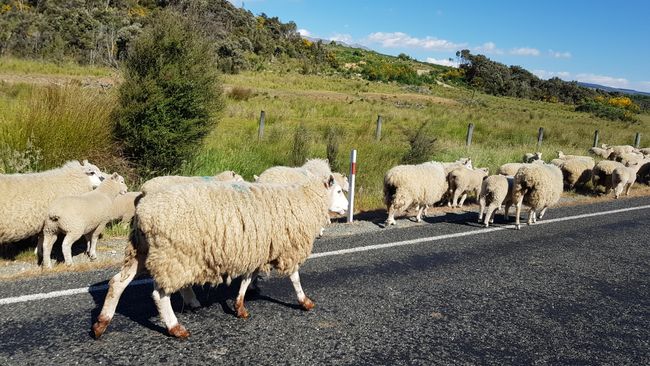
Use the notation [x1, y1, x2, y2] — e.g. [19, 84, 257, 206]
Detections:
[1, 204, 649, 306]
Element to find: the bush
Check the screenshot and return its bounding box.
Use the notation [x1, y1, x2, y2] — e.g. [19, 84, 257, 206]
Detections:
[290, 123, 310, 166]
[112, 10, 224, 177]
[402, 122, 437, 164]
[325, 126, 343, 171]
[227, 86, 255, 101]
[576, 100, 638, 123]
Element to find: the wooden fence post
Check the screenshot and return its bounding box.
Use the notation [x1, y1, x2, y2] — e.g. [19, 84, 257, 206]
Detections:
[258, 110, 265, 140]
[634, 132, 641, 148]
[466, 123, 474, 147]
[537, 127, 544, 149]
[593, 130, 599, 148]
[375, 115, 383, 141]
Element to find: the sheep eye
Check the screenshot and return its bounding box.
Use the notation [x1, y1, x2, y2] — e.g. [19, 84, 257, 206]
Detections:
[337, 190, 342, 194]
[90, 172, 95, 175]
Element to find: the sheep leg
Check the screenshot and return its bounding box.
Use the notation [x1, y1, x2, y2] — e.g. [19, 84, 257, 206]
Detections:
[458, 193, 468, 208]
[61, 233, 82, 266]
[514, 196, 524, 230]
[527, 209, 536, 225]
[152, 284, 189, 338]
[614, 183, 623, 199]
[484, 204, 498, 228]
[415, 206, 424, 222]
[87, 223, 106, 261]
[385, 205, 397, 226]
[234, 274, 253, 319]
[179, 286, 201, 309]
[92, 256, 143, 339]
[503, 203, 511, 221]
[41, 232, 58, 269]
[290, 269, 314, 311]
[478, 196, 486, 223]
[452, 189, 461, 208]
[538, 207, 548, 220]
[625, 182, 633, 196]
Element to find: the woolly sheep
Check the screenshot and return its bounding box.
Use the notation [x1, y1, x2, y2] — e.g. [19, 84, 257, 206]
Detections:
[522, 152, 542, 163]
[40, 173, 128, 268]
[613, 152, 645, 166]
[588, 146, 613, 159]
[602, 144, 636, 156]
[612, 159, 647, 198]
[383, 162, 447, 226]
[140, 171, 244, 194]
[591, 160, 625, 194]
[478, 175, 514, 227]
[0, 160, 105, 245]
[110, 191, 142, 225]
[255, 159, 351, 191]
[92, 176, 348, 339]
[441, 158, 473, 174]
[447, 167, 489, 208]
[638, 147, 650, 156]
[556, 151, 595, 163]
[512, 164, 563, 230]
[497, 160, 543, 176]
[558, 158, 595, 189]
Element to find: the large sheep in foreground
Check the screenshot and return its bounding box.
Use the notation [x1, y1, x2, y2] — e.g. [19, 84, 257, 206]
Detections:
[447, 167, 489, 208]
[40, 173, 128, 268]
[512, 164, 563, 230]
[478, 175, 514, 227]
[0, 160, 105, 245]
[384, 162, 447, 225]
[92, 177, 348, 339]
[592, 160, 625, 194]
[140, 171, 244, 194]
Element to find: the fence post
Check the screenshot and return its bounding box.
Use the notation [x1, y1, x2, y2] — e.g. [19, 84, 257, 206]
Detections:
[466, 123, 474, 147]
[593, 130, 599, 148]
[536, 127, 544, 149]
[375, 115, 383, 141]
[347, 149, 357, 223]
[634, 132, 641, 148]
[258, 110, 265, 140]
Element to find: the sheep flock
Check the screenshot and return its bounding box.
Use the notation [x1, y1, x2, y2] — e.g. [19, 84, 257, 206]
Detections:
[1, 143, 649, 339]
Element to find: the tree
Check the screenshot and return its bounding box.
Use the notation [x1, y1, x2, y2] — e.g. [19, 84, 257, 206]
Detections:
[112, 10, 223, 177]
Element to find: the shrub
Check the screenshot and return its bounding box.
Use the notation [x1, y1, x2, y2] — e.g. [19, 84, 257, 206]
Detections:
[228, 86, 255, 101]
[402, 122, 437, 164]
[290, 123, 310, 166]
[325, 126, 343, 171]
[112, 10, 224, 177]
[576, 99, 638, 123]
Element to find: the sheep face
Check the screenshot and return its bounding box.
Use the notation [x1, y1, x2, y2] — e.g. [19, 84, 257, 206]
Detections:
[325, 175, 348, 215]
[81, 160, 105, 188]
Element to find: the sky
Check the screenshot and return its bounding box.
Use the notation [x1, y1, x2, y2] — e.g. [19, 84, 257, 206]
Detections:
[228, 0, 650, 92]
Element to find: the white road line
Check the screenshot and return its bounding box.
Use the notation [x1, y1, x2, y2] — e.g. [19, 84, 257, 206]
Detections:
[1, 203, 649, 306]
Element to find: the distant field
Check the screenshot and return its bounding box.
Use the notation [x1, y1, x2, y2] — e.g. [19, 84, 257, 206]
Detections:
[1, 57, 649, 211]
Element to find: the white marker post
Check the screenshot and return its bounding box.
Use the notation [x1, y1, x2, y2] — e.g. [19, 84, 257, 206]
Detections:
[347, 149, 357, 223]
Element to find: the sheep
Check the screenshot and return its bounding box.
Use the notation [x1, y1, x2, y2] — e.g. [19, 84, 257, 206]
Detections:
[591, 160, 625, 194]
[383, 162, 447, 226]
[441, 157, 473, 173]
[92, 176, 348, 339]
[556, 151, 595, 163]
[0, 160, 105, 245]
[140, 171, 244, 194]
[447, 167, 489, 208]
[478, 175, 514, 227]
[638, 147, 650, 157]
[331, 172, 350, 192]
[588, 146, 613, 159]
[254, 159, 351, 191]
[602, 144, 636, 156]
[558, 158, 595, 190]
[109, 191, 142, 225]
[612, 159, 647, 198]
[523, 152, 542, 163]
[512, 164, 563, 230]
[613, 152, 645, 166]
[40, 173, 128, 268]
[497, 160, 543, 176]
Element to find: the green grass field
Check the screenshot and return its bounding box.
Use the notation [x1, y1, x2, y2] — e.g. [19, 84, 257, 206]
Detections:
[1, 57, 649, 211]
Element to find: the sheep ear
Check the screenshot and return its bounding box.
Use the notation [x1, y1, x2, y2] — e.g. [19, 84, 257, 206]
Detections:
[326, 174, 335, 188]
[82, 159, 88, 165]
[253, 175, 259, 182]
[111, 172, 119, 179]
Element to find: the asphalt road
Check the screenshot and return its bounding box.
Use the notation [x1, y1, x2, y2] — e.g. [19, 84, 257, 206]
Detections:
[1, 197, 649, 365]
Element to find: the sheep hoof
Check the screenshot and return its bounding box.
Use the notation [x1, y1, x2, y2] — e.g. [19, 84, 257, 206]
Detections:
[89, 255, 97, 261]
[236, 307, 250, 319]
[168, 324, 190, 339]
[484, 223, 489, 228]
[92, 315, 111, 339]
[300, 297, 315, 311]
[515, 224, 521, 230]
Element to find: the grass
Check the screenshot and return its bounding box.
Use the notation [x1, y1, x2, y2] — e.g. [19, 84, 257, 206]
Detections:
[0, 56, 115, 78]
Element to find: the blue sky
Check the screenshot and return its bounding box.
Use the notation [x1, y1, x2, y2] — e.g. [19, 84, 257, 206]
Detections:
[228, 0, 650, 92]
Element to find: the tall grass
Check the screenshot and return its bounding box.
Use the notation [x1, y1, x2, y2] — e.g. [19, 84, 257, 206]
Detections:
[0, 83, 122, 173]
[0, 57, 114, 77]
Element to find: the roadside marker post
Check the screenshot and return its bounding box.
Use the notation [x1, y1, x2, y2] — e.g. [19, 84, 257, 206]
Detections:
[347, 149, 357, 223]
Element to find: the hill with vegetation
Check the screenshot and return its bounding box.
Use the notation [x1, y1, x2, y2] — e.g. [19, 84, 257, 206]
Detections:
[1, 0, 650, 211]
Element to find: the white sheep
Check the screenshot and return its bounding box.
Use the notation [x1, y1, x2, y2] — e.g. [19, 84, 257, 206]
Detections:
[92, 176, 348, 339]
[591, 160, 625, 194]
[512, 164, 563, 230]
[613, 152, 645, 166]
[558, 158, 595, 189]
[497, 160, 543, 176]
[383, 162, 447, 225]
[0, 160, 105, 245]
[110, 191, 142, 225]
[588, 146, 613, 159]
[612, 159, 647, 198]
[556, 151, 595, 163]
[602, 144, 636, 156]
[522, 152, 542, 163]
[40, 173, 128, 268]
[140, 171, 244, 194]
[638, 147, 650, 156]
[478, 175, 514, 227]
[447, 167, 489, 208]
[255, 158, 350, 192]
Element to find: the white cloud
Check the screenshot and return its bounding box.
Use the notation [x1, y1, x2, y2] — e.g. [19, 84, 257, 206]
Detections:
[510, 47, 540, 56]
[549, 50, 572, 59]
[426, 57, 458, 67]
[329, 33, 353, 44]
[575, 73, 629, 89]
[473, 42, 503, 55]
[297, 29, 311, 37]
[366, 32, 466, 51]
[532, 70, 572, 79]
